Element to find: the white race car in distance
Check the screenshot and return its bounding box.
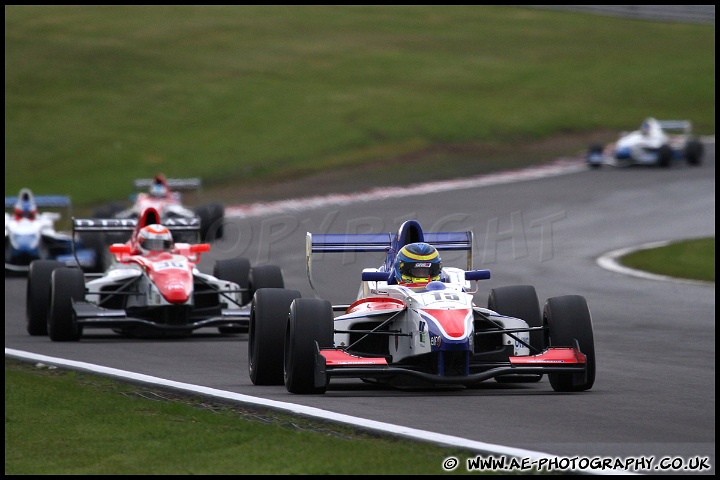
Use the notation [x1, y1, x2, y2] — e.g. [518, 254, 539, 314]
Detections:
[587, 117, 704, 168]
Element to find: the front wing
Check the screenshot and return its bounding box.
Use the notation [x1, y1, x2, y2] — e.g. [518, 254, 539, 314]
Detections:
[312, 343, 588, 388]
[71, 300, 251, 332]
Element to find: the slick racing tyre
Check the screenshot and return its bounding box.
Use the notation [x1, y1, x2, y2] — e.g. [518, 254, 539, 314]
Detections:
[213, 257, 252, 305]
[587, 143, 604, 169]
[249, 264, 284, 295]
[684, 138, 704, 166]
[78, 231, 107, 273]
[248, 288, 301, 386]
[48, 267, 85, 342]
[26, 260, 65, 336]
[544, 295, 595, 392]
[195, 203, 224, 242]
[658, 144, 673, 168]
[488, 285, 544, 383]
[284, 298, 334, 394]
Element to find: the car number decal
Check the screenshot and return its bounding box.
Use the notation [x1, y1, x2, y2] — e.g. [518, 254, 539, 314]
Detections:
[153, 260, 186, 270]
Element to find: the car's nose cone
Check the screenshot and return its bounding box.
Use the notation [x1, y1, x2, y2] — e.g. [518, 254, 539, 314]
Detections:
[162, 284, 190, 304]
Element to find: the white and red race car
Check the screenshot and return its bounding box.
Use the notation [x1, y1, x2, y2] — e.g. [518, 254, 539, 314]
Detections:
[26, 207, 283, 340]
[93, 174, 225, 242]
[248, 220, 595, 394]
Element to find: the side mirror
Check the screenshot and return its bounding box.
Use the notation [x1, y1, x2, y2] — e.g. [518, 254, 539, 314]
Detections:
[361, 271, 390, 282]
[109, 243, 131, 254]
[189, 243, 211, 253]
[465, 269, 491, 281]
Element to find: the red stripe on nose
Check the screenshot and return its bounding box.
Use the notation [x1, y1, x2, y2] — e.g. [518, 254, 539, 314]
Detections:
[423, 309, 471, 337]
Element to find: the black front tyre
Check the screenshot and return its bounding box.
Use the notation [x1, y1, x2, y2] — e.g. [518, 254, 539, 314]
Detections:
[48, 268, 85, 341]
[26, 260, 65, 336]
[248, 288, 301, 385]
[544, 295, 595, 392]
[284, 298, 334, 394]
[658, 144, 673, 168]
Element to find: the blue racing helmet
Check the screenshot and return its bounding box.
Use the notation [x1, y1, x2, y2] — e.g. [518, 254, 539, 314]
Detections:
[394, 242, 442, 284]
[14, 199, 36, 220]
[641, 119, 651, 135]
[149, 183, 168, 198]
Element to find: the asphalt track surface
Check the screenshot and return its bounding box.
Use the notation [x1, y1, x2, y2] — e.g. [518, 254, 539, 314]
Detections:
[6, 143, 715, 475]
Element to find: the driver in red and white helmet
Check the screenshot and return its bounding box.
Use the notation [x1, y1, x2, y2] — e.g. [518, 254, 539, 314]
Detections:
[137, 224, 174, 255]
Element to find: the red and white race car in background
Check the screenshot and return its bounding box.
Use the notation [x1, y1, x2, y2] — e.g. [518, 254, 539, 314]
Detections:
[26, 207, 283, 340]
[93, 174, 225, 242]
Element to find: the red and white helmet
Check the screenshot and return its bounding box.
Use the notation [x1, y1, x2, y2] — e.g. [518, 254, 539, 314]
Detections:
[137, 224, 174, 255]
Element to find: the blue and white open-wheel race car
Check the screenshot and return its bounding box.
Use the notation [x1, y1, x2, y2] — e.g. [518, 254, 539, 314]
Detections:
[247, 220, 595, 394]
[586, 117, 704, 169]
[5, 188, 103, 274]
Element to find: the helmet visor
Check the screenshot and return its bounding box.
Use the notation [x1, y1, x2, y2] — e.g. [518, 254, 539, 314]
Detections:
[400, 262, 440, 282]
[141, 237, 173, 252]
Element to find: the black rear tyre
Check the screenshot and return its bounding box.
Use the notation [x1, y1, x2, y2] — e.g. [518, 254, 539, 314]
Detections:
[488, 285, 544, 353]
[26, 260, 65, 336]
[214, 257, 252, 334]
[544, 295, 595, 392]
[488, 285, 544, 383]
[250, 264, 284, 295]
[214, 257, 252, 305]
[195, 202, 225, 241]
[78, 231, 107, 273]
[207, 203, 225, 240]
[587, 143, 603, 169]
[248, 288, 301, 385]
[284, 298, 334, 394]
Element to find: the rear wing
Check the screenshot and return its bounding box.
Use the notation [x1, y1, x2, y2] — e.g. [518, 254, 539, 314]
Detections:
[307, 231, 474, 264]
[5, 195, 71, 209]
[72, 217, 201, 235]
[657, 120, 692, 133]
[132, 178, 202, 191]
[306, 228, 474, 297]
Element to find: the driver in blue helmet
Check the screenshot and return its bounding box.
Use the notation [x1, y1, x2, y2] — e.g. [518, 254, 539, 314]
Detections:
[149, 182, 168, 198]
[640, 119, 651, 136]
[393, 242, 442, 284]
